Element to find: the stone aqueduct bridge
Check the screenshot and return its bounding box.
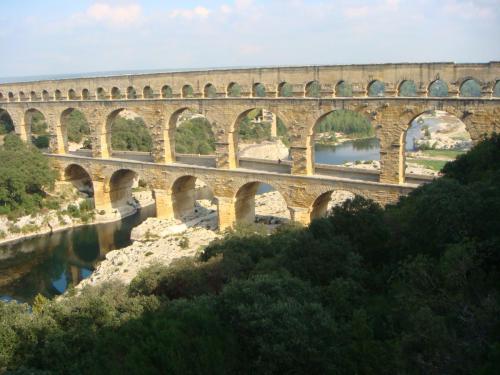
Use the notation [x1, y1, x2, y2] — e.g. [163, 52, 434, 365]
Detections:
[1, 62, 499, 229]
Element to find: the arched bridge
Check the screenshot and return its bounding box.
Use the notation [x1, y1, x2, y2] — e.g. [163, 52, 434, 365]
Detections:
[1, 62, 499, 229]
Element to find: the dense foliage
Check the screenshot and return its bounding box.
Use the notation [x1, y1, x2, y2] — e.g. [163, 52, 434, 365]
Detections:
[1, 135, 499, 374]
[0, 135, 57, 216]
[316, 109, 375, 138]
[65, 110, 91, 147]
[175, 117, 216, 155]
[111, 117, 153, 152]
[0, 112, 14, 135]
[28, 111, 50, 149]
[238, 109, 290, 145]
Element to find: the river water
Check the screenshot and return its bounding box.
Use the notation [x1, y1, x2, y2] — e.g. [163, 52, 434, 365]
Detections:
[0, 205, 155, 303]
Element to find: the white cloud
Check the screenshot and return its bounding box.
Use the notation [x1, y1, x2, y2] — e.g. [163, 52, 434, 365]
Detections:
[344, 6, 370, 18]
[443, 0, 494, 19]
[85, 3, 143, 25]
[169, 6, 211, 20]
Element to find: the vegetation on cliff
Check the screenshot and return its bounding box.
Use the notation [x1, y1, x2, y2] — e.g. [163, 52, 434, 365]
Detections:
[0, 135, 57, 217]
[1, 135, 499, 374]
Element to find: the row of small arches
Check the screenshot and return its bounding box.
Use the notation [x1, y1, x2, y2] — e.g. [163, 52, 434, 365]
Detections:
[2, 78, 499, 102]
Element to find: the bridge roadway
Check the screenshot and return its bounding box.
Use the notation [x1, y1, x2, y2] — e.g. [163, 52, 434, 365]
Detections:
[51, 153, 417, 230]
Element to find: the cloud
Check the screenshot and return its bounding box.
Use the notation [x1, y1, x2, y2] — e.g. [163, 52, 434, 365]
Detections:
[344, 5, 370, 18]
[85, 3, 143, 25]
[443, 0, 495, 19]
[169, 6, 211, 20]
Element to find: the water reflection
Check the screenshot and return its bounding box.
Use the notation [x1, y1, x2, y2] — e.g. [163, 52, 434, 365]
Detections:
[315, 137, 380, 165]
[0, 205, 155, 303]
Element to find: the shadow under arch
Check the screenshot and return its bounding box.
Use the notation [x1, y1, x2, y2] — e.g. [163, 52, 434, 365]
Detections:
[170, 175, 217, 225]
[64, 164, 94, 198]
[0, 108, 15, 136]
[108, 169, 138, 210]
[310, 189, 356, 220]
[234, 181, 290, 225]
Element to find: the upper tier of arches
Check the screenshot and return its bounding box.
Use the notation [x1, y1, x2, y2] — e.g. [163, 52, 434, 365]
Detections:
[1, 77, 499, 102]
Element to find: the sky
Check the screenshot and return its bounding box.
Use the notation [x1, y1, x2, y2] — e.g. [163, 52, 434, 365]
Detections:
[1, 0, 499, 78]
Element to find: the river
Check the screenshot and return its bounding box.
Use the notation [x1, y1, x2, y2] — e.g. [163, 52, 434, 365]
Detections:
[0, 205, 155, 303]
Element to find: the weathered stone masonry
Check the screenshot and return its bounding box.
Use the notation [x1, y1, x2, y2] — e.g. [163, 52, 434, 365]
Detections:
[0, 62, 499, 228]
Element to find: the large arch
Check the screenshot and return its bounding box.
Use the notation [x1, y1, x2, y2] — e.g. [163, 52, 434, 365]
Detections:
[310, 189, 356, 220]
[0, 109, 15, 139]
[64, 164, 94, 198]
[312, 109, 379, 172]
[234, 108, 290, 166]
[401, 109, 473, 182]
[172, 108, 216, 165]
[60, 108, 92, 154]
[233, 181, 290, 225]
[460, 78, 481, 97]
[170, 175, 216, 222]
[105, 108, 153, 161]
[25, 108, 49, 149]
[108, 169, 138, 210]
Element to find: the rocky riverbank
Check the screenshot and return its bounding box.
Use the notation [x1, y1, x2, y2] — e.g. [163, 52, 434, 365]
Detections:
[75, 190, 353, 289]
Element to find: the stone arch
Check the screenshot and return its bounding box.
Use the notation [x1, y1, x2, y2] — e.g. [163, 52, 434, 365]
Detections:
[25, 108, 49, 149]
[8, 92, 15, 102]
[459, 78, 481, 97]
[64, 164, 94, 197]
[82, 88, 90, 100]
[335, 81, 353, 97]
[55, 89, 63, 100]
[108, 168, 138, 210]
[19, 91, 27, 101]
[105, 108, 154, 160]
[0, 108, 15, 136]
[204, 83, 217, 98]
[111, 87, 121, 99]
[96, 87, 107, 100]
[30, 91, 37, 101]
[277, 81, 293, 97]
[310, 189, 356, 220]
[127, 86, 137, 99]
[398, 80, 417, 97]
[60, 108, 92, 154]
[182, 84, 194, 98]
[253, 83, 266, 98]
[305, 80, 321, 98]
[227, 82, 242, 97]
[494, 80, 500, 97]
[162, 85, 173, 98]
[171, 107, 216, 159]
[367, 80, 385, 97]
[42, 90, 50, 101]
[233, 107, 290, 166]
[400, 109, 473, 183]
[170, 175, 216, 221]
[311, 108, 380, 170]
[143, 86, 154, 99]
[68, 89, 78, 100]
[233, 181, 290, 225]
[428, 79, 448, 97]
